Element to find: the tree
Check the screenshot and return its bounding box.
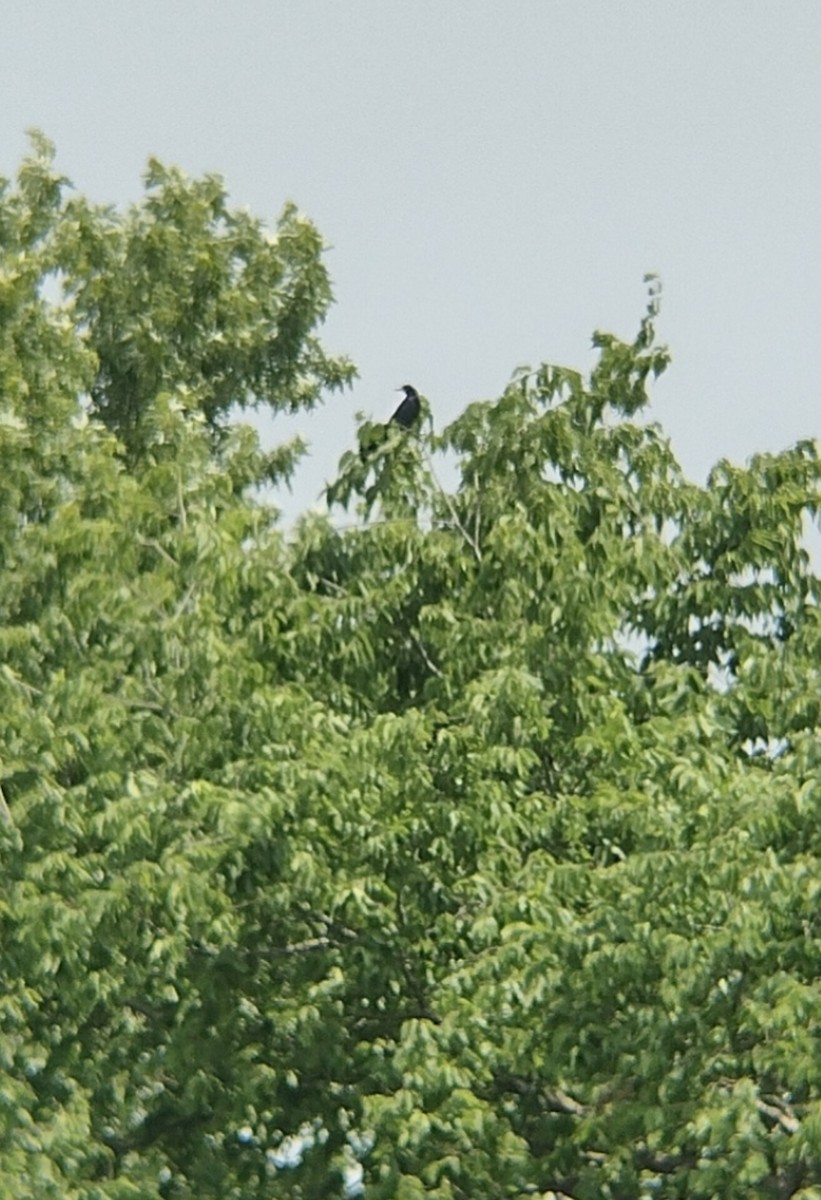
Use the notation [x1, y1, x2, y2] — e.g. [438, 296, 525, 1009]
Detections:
[2, 140, 821, 1199]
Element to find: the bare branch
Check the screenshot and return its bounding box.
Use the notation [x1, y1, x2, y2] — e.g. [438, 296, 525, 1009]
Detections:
[0, 782, 13, 829]
[267, 924, 359, 957]
[407, 630, 443, 679]
[1, 667, 43, 697]
[172, 582, 197, 621]
[635, 1145, 696, 1174]
[318, 576, 348, 596]
[547, 1087, 588, 1117]
[138, 537, 178, 568]
[272, 935, 336, 956]
[177, 473, 187, 530]
[490, 1073, 589, 1117]
[425, 451, 482, 562]
[756, 1096, 800, 1134]
[123, 995, 172, 1021]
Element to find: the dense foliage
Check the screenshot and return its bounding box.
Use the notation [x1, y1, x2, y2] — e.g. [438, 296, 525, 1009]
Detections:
[2, 136, 821, 1199]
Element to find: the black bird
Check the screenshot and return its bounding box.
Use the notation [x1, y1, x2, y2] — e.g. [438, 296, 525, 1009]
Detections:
[390, 384, 421, 429]
[360, 385, 422, 462]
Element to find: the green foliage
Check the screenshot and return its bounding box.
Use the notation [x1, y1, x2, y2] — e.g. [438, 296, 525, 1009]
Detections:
[2, 141, 821, 1200]
[5, 131, 355, 467]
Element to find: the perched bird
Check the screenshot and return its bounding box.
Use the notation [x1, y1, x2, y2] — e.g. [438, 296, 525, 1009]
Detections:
[390, 384, 421, 429]
[360, 385, 422, 461]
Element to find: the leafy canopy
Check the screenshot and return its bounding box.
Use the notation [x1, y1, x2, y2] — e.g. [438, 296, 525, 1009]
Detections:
[2, 136, 821, 1200]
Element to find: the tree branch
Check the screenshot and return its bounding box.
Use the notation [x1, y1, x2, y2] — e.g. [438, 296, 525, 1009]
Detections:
[138, 536, 178, 567]
[0, 782, 13, 829]
[407, 629, 443, 679]
[177, 473, 187, 530]
[490, 1073, 588, 1117]
[425, 452, 482, 562]
[756, 1096, 800, 1135]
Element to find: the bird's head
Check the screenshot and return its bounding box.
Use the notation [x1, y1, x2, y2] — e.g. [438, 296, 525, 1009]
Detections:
[397, 384, 418, 399]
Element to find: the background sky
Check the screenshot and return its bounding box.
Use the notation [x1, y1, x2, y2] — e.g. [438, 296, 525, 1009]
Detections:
[3, 1, 820, 529]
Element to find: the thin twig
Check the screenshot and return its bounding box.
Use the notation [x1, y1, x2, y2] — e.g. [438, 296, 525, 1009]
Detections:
[0, 783, 13, 829]
[473, 470, 482, 550]
[424, 452, 482, 562]
[408, 630, 443, 679]
[318, 576, 348, 596]
[277, 936, 335, 955]
[177, 473, 187, 530]
[121, 699, 168, 716]
[171, 582, 197, 620]
[756, 1096, 800, 1134]
[262, 918, 360, 958]
[138, 537, 178, 568]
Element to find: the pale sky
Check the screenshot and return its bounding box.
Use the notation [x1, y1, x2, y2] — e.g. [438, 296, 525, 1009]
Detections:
[3, 1, 820, 526]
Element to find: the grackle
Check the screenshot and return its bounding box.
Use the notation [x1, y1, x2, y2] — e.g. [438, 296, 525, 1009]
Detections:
[360, 385, 422, 461]
[390, 384, 421, 428]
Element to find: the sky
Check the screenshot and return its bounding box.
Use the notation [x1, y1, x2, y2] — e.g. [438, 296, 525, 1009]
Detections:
[3, 1, 820, 528]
